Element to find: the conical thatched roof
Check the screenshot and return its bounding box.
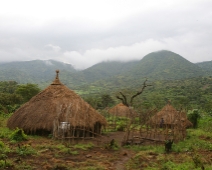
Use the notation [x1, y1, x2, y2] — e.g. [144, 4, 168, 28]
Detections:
[108, 103, 137, 117]
[147, 103, 192, 127]
[7, 70, 107, 133]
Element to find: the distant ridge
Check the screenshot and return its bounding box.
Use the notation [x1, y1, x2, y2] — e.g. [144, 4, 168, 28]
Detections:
[0, 50, 211, 92]
[196, 61, 212, 75]
[0, 60, 76, 84]
[127, 50, 207, 80]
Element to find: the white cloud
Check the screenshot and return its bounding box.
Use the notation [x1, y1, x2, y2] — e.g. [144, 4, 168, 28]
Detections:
[45, 44, 61, 52]
[0, 0, 212, 68]
[62, 39, 166, 69]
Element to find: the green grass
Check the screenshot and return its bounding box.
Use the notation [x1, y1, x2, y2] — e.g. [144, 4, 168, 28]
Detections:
[73, 143, 94, 150]
[125, 119, 212, 170]
[16, 144, 37, 156]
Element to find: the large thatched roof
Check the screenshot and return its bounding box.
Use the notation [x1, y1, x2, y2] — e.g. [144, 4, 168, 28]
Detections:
[7, 70, 107, 132]
[147, 103, 192, 127]
[108, 103, 137, 117]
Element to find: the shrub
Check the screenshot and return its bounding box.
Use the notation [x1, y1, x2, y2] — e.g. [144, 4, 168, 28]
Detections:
[16, 144, 37, 156]
[10, 128, 27, 141]
[73, 143, 94, 150]
[0, 141, 11, 153]
[187, 109, 201, 128]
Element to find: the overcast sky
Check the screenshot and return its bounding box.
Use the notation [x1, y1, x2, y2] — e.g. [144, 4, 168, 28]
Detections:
[0, 0, 212, 69]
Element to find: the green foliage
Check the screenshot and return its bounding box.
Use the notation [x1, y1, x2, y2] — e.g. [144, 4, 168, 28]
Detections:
[0, 81, 18, 94]
[192, 152, 204, 169]
[0, 160, 12, 169]
[0, 60, 76, 85]
[0, 141, 11, 169]
[73, 143, 94, 150]
[84, 94, 115, 109]
[187, 109, 201, 128]
[197, 60, 212, 74]
[198, 116, 212, 132]
[57, 145, 79, 155]
[104, 139, 119, 150]
[2, 56, 212, 114]
[84, 96, 102, 109]
[99, 94, 115, 109]
[160, 161, 194, 170]
[10, 128, 28, 142]
[16, 144, 37, 156]
[116, 118, 128, 131]
[15, 83, 41, 102]
[0, 93, 22, 111]
[15, 162, 35, 170]
[0, 141, 11, 154]
[171, 129, 212, 153]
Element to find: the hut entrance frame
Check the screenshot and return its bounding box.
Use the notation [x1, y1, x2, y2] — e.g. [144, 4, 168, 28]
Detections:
[53, 104, 104, 142]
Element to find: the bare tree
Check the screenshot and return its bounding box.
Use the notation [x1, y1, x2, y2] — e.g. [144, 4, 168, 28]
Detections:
[116, 78, 152, 145]
[116, 78, 152, 108]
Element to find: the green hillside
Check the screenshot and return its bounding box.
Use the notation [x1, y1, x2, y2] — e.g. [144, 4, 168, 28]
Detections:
[0, 50, 211, 94]
[75, 50, 208, 95]
[0, 60, 76, 84]
[129, 50, 207, 80]
[196, 61, 212, 75]
[81, 60, 137, 82]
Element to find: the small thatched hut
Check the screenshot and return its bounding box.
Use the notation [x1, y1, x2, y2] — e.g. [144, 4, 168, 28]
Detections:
[7, 70, 107, 136]
[108, 103, 137, 117]
[147, 103, 192, 128]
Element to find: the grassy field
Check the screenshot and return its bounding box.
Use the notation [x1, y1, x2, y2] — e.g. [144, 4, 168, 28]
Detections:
[0, 113, 212, 170]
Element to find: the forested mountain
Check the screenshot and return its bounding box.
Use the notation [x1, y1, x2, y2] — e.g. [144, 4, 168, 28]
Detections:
[196, 61, 212, 75]
[1, 50, 212, 111]
[81, 60, 138, 83]
[74, 50, 209, 94]
[127, 50, 207, 80]
[0, 50, 211, 92]
[56, 60, 138, 90]
[0, 60, 76, 84]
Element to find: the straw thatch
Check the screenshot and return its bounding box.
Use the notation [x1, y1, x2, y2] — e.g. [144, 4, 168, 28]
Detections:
[7, 70, 107, 134]
[147, 103, 192, 128]
[108, 103, 137, 117]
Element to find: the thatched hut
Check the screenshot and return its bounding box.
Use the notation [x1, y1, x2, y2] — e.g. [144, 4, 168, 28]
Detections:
[108, 103, 137, 117]
[147, 103, 192, 128]
[7, 70, 107, 137]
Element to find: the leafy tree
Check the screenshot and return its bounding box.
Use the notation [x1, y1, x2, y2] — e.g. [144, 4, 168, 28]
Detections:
[84, 96, 101, 109]
[0, 81, 18, 94]
[0, 93, 22, 106]
[84, 94, 115, 109]
[15, 84, 41, 102]
[187, 109, 201, 128]
[100, 94, 115, 109]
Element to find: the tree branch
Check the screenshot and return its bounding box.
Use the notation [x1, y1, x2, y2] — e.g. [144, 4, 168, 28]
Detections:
[116, 92, 129, 107]
[130, 78, 152, 106]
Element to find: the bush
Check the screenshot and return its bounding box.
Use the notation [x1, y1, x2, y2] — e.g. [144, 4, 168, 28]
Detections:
[10, 128, 27, 141]
[16, 144, 36, 156]
[187, 109, 201, 128]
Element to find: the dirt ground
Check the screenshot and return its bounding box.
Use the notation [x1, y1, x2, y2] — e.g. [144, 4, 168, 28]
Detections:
[2, 131, 137, 170]
[2, 131, 212, 170]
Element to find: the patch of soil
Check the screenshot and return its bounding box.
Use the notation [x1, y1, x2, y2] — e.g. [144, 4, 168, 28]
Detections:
[3, 131, 212, 170]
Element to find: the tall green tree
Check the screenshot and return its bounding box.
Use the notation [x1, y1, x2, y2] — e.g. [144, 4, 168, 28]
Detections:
[0, 81, 18, 93]
[100, 94, 115, 109]
[84, 96, 101, 109]
[15, 84, 41, 102]
[187, 109, 201, 128]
